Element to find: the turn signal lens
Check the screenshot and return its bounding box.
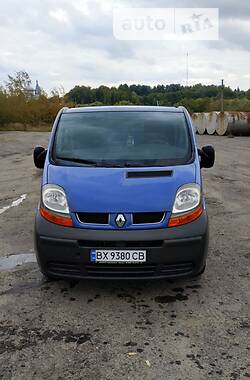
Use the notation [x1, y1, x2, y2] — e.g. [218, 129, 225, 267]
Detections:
[40, 207, 73, 227]
[168, 206, 203, 227]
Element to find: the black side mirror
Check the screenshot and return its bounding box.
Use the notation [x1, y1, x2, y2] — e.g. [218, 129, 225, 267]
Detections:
[33, 146, 47, 169]
[198, 145, 215, 168]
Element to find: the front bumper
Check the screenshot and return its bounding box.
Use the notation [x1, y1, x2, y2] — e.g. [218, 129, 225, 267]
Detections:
[34, 210, 209, 280]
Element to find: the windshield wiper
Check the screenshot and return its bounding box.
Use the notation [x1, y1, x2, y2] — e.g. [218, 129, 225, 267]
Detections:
[56, 157, 123, 167]
[56, 157, 100, 166]
[124, 161, 166, 167]
[124, 162, 147, 167]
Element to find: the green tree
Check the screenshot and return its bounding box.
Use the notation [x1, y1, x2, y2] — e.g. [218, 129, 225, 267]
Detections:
[5, 71, 31, 96]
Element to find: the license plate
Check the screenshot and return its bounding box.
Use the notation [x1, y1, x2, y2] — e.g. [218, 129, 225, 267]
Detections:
[90, 249, 146, 263]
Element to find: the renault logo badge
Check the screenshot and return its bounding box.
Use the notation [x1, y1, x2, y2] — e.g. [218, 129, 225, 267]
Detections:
[116, 214, 126, 228]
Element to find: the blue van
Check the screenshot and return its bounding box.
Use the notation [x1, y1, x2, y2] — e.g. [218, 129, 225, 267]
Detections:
[34, 106, 215, 280]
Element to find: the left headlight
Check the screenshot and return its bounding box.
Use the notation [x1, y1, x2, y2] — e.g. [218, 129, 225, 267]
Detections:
[42, 184, 69, 214]
[168, 184, 202, 227]
[172, 184, 201, 214]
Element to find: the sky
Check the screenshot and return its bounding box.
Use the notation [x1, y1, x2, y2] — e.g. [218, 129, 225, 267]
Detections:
[0, 0, 250, 93]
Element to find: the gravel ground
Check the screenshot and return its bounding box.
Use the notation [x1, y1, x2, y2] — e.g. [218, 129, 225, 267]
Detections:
[0, 131, 249, 380]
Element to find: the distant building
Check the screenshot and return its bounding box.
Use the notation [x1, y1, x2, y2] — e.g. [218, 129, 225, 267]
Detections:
[35, 80, 41, 97]
[24, 80, 41, 98]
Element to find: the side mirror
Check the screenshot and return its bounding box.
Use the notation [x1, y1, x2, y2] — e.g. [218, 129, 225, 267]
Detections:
[198, 145, 215, 169]
[33, 146, 47, 169]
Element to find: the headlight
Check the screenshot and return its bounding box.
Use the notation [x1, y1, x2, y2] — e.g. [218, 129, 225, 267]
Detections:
[172, 184, 201, 214]
[42, 184, 69, 214]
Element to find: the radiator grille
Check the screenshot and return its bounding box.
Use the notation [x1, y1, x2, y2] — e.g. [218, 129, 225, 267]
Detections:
[132, 212, 165, 224]
[76, 212, 165, 226]
[77, 212, 109, 224]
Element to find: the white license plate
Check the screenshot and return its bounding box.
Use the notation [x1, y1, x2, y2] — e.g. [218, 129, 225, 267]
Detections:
[90, 249, 146, 263]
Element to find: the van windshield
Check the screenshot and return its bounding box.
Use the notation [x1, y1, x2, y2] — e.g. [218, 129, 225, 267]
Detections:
[54, 111, 192, 167]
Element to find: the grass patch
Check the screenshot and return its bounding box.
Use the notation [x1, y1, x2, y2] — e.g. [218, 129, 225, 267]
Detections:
[0, 123, 52, 132]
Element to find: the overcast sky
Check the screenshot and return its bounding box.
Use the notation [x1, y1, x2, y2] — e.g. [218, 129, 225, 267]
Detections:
[0, 0, 250, 92]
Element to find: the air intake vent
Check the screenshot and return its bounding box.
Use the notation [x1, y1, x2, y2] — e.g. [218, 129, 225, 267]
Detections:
[127, 170, 172, 178]
[77, 213, 109, 224]
[47, 262, 81, 276]
[132, 212, 165, 224]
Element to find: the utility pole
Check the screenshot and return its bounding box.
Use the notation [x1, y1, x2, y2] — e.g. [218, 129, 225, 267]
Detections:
[186, 52, 189, 87]
[221, 79, 224, 112]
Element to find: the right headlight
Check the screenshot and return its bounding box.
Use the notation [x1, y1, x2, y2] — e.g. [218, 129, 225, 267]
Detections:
[40, 184, 73, 227]
[42, 184, 69, 214]
[169, 183, 202, 227]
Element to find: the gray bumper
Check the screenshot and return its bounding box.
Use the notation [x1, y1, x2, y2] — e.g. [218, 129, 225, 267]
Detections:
[34, 210, 209, 280]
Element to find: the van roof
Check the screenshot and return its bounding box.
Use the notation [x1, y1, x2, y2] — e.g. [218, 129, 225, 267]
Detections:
[63, 105, 184, 114]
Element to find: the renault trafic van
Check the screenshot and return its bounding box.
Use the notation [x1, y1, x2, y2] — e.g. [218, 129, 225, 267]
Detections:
[34, 106, 215, 280]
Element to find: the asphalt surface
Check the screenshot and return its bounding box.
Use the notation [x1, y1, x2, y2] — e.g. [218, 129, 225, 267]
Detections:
[0, 131, 249, 380]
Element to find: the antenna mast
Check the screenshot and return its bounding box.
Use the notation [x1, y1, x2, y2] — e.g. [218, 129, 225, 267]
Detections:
[186, 52, 189, 87]
[221, 79, 224, 112]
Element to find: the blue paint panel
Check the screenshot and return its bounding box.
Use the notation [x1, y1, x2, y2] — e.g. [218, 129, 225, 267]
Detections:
[47, 163, 197, 214]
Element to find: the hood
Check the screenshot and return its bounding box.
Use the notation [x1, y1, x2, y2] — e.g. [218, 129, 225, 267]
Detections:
[47, 164, 197, 213]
